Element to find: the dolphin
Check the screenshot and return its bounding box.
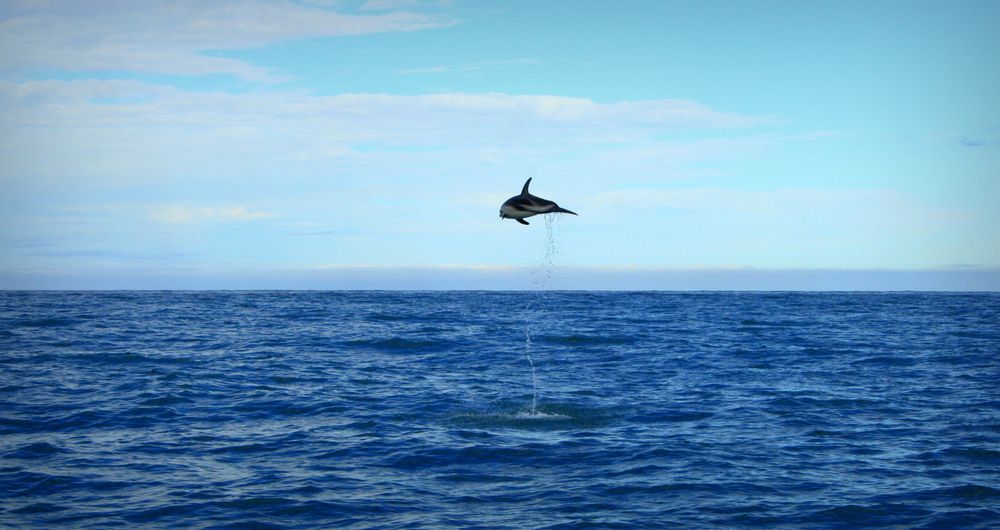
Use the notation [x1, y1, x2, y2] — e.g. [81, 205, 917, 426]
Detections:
[499, 178, 578, 225]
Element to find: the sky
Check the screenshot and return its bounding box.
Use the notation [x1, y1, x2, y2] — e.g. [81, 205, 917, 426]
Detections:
[1, 0, 999, 290]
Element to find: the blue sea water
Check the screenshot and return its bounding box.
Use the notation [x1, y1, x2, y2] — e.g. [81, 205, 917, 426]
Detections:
[1, 291, 998, 529]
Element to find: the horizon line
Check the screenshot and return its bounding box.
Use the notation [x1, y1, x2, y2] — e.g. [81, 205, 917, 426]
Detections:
[2, 266, 998, 292]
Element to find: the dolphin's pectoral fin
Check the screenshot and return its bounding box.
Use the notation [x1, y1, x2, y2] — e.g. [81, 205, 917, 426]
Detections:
[516, 218, 530, 225]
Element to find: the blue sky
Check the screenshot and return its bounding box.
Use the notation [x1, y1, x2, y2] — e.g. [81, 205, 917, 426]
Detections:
[1, 0, 998, 289]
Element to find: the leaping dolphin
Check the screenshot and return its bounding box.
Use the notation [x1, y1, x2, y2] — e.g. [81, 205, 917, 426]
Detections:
[499, 178, 578, 225]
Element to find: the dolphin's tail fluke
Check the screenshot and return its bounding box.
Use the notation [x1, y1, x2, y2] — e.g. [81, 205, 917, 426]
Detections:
[553, 206, 578, 216]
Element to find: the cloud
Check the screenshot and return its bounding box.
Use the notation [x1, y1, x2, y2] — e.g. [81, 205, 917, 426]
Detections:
[0, 79, 776, 187]
[0, 80, 772, 130]
[959, 135, 986, 147]
[150, 206, 277, 224]
[23, 248, 189, 260]
[384, 93, 772, 128]
[399, 58, 541, 75]
[361, 0, 453, 11]
[0, 0, 454, 81]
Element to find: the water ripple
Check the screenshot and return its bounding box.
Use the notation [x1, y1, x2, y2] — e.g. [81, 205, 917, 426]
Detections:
[1, 291, 998, 528]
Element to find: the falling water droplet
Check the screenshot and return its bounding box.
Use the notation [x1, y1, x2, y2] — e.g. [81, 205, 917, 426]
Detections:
[521, 214, 562, 415]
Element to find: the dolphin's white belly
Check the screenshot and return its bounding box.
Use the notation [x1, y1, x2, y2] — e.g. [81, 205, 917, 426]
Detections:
[500, 204, 537, 219]
[523, 203, 554, 213]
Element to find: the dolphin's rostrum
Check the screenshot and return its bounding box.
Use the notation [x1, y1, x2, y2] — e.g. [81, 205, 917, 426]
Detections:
[499, 178, 578, 225]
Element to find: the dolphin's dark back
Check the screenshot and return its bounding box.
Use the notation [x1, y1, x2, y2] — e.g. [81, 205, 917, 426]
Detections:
[499, 177, 577, 223]
[524, 195, 556, 208]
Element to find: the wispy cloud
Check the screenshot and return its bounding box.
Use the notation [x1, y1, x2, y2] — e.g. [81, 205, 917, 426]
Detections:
[150, 206, 277, 224]
[959, 135, 986, 147]
[0, 0, 454, 81]
[1, 79, 777, 187]
[399, 58, 540, 75]
[23, 248, 190, 261]
[361, 0, 454, 11]
[0, 80, 771, 130]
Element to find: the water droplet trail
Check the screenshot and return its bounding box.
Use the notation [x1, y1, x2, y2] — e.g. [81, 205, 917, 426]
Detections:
[522, 215, 561, 416]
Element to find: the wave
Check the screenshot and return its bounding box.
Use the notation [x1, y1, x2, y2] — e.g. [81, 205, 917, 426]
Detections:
[539, 334, 636, 346]
[11, 317, 83, 328]
[2, 291, 998, 529]
[342, 337, 452, 352]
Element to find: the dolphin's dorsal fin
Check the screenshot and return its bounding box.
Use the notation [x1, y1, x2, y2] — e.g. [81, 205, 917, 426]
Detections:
[520, 177, 532, 196]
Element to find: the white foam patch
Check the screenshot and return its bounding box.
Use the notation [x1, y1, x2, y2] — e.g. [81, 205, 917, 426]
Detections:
[454, 409, 574, 422]
[512, 410, 571, 420]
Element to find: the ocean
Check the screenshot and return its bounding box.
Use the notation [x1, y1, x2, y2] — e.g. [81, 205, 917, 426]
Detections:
[1, 291, 998, 529]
